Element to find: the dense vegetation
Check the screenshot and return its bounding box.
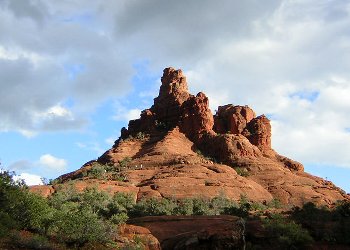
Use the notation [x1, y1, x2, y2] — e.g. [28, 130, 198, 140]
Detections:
[0, 170, 349, 249]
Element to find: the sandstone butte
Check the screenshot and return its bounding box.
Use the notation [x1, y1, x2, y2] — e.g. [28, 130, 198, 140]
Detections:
[31, 67, 349, 208]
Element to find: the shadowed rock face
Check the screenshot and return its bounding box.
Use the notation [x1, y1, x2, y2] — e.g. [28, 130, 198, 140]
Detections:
[128, 216, 245, 250]
[33, 67, 348, 208]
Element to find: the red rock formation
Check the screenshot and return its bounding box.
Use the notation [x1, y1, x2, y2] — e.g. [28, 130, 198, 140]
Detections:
[123, 67, 192, 138]
[276, 154, 304, 172]
[243, 115, 273, 156]
[30, 185, 54, 197]
[117, 224, 161, 250]
[36, 67, 349, 208]
[128, 215, 245, 249]
[180, 92, 214, 139]
[214, 104, 255, 134]
[151, 67, 191, 129]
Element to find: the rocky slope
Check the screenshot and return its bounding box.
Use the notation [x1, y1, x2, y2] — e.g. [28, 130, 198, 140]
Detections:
[33, 67, 348, 207]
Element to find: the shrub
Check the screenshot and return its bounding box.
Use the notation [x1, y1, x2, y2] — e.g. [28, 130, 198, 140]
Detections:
[224, 205, 250, 218]
[86, 163, 106, 179]
[155, 120, 167, 131]
[235, 167, 250, 177]
[16, 192, 54, 233]
[192, 197, 211, 215]
[119, 157, 132, 169]
[110, 213, 129, 225]
[195, 150, 217, 162]
[9, 231, 53, 250]
[48, 183, 79, 209]
[106, 192, 135, 216]
[210, 195, 236, 215]
[80, 187, 111, 214]
[267, 198, 282, 209]
[112, 172, 128, 182]
[130, 198, 176, 217]
[0, 171, 53, 234]
[0, 211, 17, 237]
[250, 202, 267, 212]
[51, 204, 115, 246]
[135, 132, 146, 140]
[173, 198, 194, 215]
[292, 201, 350, 244]
[263, 214, 313, 248]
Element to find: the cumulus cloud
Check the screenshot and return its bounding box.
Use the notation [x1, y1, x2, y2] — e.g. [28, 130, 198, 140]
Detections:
[38, 154, 67, 171]
[13, 173, 43, 186]
[0, 0, 132, 135]
[1, 0, 350, 172]
[7, 154, 68, 178]
[113, 108, 142, 122]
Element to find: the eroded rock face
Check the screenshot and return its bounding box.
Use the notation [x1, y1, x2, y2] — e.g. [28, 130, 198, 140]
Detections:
[198, 133, 262, 165]
[276, 154, 304, 172]
[123, 67, 214, 141]
[117, 224, 161, 250]
[214, 105, 255, 134]
[180, 92, 214, 139]
[128, 215, 245, 250]
[243, 115, 273, 156]
[151, 67, 191, 130]
[30, 185, 54, 197]
[124, 67, 192, 137]
[123, 67, 274, 160]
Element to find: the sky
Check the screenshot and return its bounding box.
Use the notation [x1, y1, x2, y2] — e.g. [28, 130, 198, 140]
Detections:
[0, 0, 349, 192]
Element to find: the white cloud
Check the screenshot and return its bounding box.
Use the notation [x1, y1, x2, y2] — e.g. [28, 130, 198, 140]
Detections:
[1, 0, 350, 176]
[13, 173, 43, 186]
[113, 108, 142, 122]
[7, 154, 68, 180]
[38, 154, 67, 171]
[0, 1, 132, 134]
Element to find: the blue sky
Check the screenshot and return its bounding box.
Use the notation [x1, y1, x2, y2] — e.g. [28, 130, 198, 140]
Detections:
[0, 0, 349, 193]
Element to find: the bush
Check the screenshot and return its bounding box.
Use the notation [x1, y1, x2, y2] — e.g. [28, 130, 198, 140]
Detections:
[106, 192, 134, 216]
[130, 198, 176, 217]
[129, 195, 254, 218]
[195, 150, 216, 162]
[51, 204, 115, 246]
[85, 163, 106, 179]
[192, 197, 212, 215]
[48, 182, 79, 209]
[0, 211, 17, 237]
[0, 171, 53, 234]
[135, 132, 146, 140]
[292, 201, 350, 244]
[263, 214, 313, 248]
[267, 198, 282, 209]
[173, 198, 194, 215]
[110, 213, 129, 225]
[9, 231, 53, 250]
[235, 167, 250, 177]
[80, 187, 110, 214]
[119, 157, 132, 169]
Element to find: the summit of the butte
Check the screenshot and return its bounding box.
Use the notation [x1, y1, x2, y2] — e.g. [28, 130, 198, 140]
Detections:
[33, 67, 349, 207]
